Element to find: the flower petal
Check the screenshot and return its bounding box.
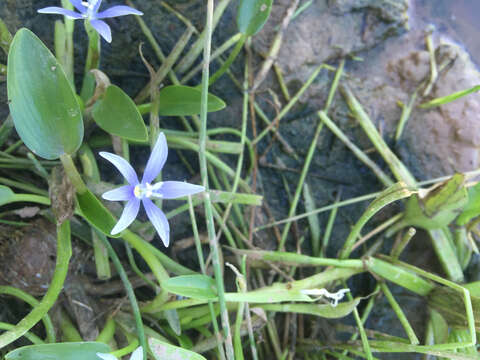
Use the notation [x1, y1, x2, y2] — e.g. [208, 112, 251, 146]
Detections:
[68, 0, 87, 13]
[143, 198, 170, 247]
[111, 198, 140, 235]
[142, 133, 168, 184]
[92, 0, 103, 13]
[90, 19, 112, 43]
[129, 347, 143, 360]
[37, 7, 84, 19]
[155, 181, 205, 199]
[97, 5, 143, 19]
[102, 185, 135, 201]
[96, 353, 118, 360]
[99, 151, 139, 185]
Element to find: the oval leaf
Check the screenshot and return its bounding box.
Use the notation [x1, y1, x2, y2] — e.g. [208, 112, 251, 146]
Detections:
[0, 185, 15, 206]
[149, 337, 206, 360]
[237, 0, 273, 36]
[6, 342, 110, 360]
[92, 85, 148, 142]
[158, 85, 225, 116]
[76, 189, 120, 238]
[7, 28, 83, 160]
[163, 275, 217, 300]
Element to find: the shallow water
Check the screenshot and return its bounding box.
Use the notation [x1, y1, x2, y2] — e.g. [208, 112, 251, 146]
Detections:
[414, 0, 480, 65]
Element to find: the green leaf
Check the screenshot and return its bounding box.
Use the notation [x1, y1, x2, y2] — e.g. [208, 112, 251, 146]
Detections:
[149, 337, 206, 360]
[76, 189, 120, 238]
[5, 342, 110, 360]
[92, 85, 148, 142]
[163, 275, 217, 300]
[7, 28, 83, 160]
[403, 174, 468, 230]
[457, 182, 480, 226]
[0, 185, 15, 206]
[237, 0, 273, 36]
[157, 85, 225, 116]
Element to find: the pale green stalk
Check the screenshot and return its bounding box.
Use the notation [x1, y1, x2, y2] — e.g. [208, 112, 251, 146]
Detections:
[215, 58, 250, 245]
[188, 197, 227, 360]
[198, 1, 234, 358]
[379, 282, 419, 344]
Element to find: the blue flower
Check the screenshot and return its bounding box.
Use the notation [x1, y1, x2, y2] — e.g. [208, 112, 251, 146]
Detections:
[100, 133, 205, 247]
[38, 0, 143, 43]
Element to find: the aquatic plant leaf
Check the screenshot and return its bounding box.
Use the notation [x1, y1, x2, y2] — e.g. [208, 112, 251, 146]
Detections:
[403, 174, 468, 230]
[5, 342, 110, 360]
[0, 185, 15, 207]
[456, 182, 480, 226]
[237, 0, 273, 35]
[76, 189, 120, 238]
[157, 85, 225, 116]
[149, 337, 206, 360]
[92, 85, 148, 142]
[163, 275, 217, 300]
[7, 28, 83, 160]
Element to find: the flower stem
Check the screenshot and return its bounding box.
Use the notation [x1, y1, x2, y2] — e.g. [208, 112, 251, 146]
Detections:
[198, 1, 234, 359]
[189, 197, 226, 360]
[80, 20, 101, 102]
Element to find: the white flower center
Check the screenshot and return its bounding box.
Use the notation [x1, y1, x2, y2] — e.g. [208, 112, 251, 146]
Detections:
[134, 182, 163, 199]
[81, 0, 98, 18]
